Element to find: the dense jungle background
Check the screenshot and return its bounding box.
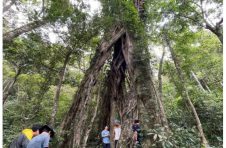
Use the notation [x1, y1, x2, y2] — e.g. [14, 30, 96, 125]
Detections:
[3, 0, 223, 147]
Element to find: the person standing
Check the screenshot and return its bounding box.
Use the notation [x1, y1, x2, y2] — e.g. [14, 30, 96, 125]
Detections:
[113, 123, 121, 148]
[101, 126, 111, 148]
[9, 124, 42, 148]
[132, 119, 141, 145]
[27, 125, 55, 148]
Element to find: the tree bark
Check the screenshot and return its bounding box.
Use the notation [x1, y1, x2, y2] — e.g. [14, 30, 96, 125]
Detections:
[81, 87, 100, 147]
[164, 33, 209, 147]
[3, 80, 12, 93]
[121, 33, 138, 147]
[205, 19, 223, 45]
[3, 67, 21, 104]
[97, 77, 111, 134]
[134, 53, 160, 129]
[72, 109, 87, 147]
[191, 71, 209, 92]
[3, 20, 47, 43]
[200, 79, 211, 93]
[58, 26, 126, 148]
[50, 50, 72, 127]
[158, 50, 170, 133]
[199, 0, 222, 45]
[3, 0, 17, 13]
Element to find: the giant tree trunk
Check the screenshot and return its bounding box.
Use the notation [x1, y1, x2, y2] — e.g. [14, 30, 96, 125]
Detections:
[3, 20, 47, 43]
[158, 50, 170, 133]
[119, 33, 139, 147]
[50, 50, 72, 127]
[164, 33, 209, 147]
[58, 26, 126, 148]
[120, 88, 138, 147]
[94, 33, 134, 147]
[58, 21, 162, 148]
[97, 75, 112, 133]
[134, 48, 160, 129]
[133, 0, 161, 130]
[109, 37, 126, 142]
[72, 84, 101, 147]
[3, 67, 21, 104]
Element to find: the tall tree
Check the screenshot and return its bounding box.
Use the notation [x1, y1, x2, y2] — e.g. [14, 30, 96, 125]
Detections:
[59, 26, 126, 147]
[50, 9, 101, 126]
[157, 49, 170, 133]
[50, 49, 72, 126]
[164, 31, 209, 147]
[3, 35, 49, 104]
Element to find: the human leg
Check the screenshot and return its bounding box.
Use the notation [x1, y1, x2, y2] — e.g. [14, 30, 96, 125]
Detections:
[107, 143, 111, 148]
[103, 143, 107, 148]
[114, 140, 118, 148]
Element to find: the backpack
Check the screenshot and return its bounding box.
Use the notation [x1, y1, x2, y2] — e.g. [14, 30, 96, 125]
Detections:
[9, 134, 29, 148]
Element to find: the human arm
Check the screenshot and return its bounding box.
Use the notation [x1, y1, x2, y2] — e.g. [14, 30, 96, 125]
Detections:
[113, 128, 115, 137]
[101, 131, 110, 138]
[133, 131, 138, 141]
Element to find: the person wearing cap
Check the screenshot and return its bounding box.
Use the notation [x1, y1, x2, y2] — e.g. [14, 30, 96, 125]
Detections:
[9, 124, 42, 148]
[27, 125, 55, 148]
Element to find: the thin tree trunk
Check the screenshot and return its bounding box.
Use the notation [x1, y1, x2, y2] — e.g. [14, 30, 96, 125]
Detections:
[191, 71, 207, 92]
[3, 0, 16, 13]
[3, 80, 12, 92]
[200, 79, 211, 93]
[164, 33, 209, 147]
[59, 26, 126, 148]
[158, 50, 170, 133]
[3, 67, 21, 104]
[205, 82, 211, 93]
[3, 20, 47, 43]
[50, 50, 72, 127]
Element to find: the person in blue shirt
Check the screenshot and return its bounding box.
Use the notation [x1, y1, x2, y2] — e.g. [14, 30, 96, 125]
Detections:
[9, 124, 42, 148]
[101, 126, 111, 148]
[27, 125, 55, 148]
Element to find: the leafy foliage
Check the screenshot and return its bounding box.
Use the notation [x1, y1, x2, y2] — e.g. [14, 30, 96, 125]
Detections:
[3, 0, 222, 147]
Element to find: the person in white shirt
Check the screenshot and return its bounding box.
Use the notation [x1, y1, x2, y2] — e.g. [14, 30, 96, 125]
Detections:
[113, 123, 121, 148]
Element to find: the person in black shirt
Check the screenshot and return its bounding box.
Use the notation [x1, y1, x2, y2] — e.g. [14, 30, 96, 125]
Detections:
[132, 119, 141, 145]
